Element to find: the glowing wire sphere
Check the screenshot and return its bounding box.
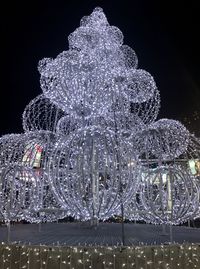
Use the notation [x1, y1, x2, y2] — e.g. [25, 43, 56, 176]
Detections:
[0, 164, 41, 223]
[56, 115, 83, 136]
[0, 131, 59, 223]
[0, 134, 24, 166]
[48, 126, 139, 220]
[23, 174, 68, 223]
[132, 119, 190, 161]
[22, 94, 65, 133]
[104, 112, 144, 139]
[3, 131, 56, 173]
[180, 135, 200, 219]
[39, 51, 110, 116]
[120, 69, 157, 103]
[135, 163, 199, 225]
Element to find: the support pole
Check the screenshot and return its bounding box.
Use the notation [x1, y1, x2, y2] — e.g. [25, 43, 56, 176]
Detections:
[121, 202, 125, 246]
[169, 224, 173, 243]
[161, 224, 167, 235]
[38, 222, 42, 232]
[7, 221, 11, 243]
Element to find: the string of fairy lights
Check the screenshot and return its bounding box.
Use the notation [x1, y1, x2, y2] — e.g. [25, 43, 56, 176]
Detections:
[0, 7, 200, 228]
[0, 243, 200, 269]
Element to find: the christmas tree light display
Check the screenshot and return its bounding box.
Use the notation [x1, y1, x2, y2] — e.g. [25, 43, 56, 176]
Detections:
[0, 7, 199, 226]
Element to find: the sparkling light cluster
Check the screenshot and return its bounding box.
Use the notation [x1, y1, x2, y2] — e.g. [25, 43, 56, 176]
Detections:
[0, 7, 199, 225]
[1, 243, 200, 269]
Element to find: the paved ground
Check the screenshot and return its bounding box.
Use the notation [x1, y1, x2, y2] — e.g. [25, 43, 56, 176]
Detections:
[0, 222, 199, 246]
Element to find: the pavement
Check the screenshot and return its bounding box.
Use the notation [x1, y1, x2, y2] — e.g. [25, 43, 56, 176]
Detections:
[0, 222, 199, 246]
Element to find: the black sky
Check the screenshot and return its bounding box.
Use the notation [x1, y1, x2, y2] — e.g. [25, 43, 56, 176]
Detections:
[1, 0, 199, 136]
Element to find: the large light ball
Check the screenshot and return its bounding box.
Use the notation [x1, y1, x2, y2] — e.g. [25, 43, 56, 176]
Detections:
[23, 173, 68, 224]
[132, 119, 189, 161]
[22, 94, 65, 133]
[0, 165, 41, 223]
[39, 50, 113, 117]
[136, 164, 199, 225]
[48, 126, 139, 220]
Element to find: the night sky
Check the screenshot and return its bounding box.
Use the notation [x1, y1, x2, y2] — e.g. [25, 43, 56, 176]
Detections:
[1, 0, 199, 136]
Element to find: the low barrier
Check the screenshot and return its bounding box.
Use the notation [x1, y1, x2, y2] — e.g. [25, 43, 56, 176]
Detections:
[0, 243, 199, 268]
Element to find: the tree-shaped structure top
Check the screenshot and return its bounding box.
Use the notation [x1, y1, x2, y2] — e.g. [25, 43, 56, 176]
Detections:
[38, 7, 159, 122]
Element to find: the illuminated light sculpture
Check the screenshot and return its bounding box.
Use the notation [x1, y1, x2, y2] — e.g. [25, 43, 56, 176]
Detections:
[0, 134, 42, 241]
[36, 7, 159, 221]
[56, 115, 81, 136]
[38, 7, 159, 121]
[126, 122, 199, 225]
[0, 131, 64, 225]
[0, 132, 45, 174]
[134, 163, 199, 225]
[0, 7, 199, 228]
[24, 176, 68, 224]
[22, 94, 65, 133]
[0, 134, 25, 166]
[48, 126, 140, 220]
[0, 164, 40, 223]
[0, 156, 41, 241]
[132, 119, 190, 161]
[182, 135, 200, 219]
[21, 131, 69, 223]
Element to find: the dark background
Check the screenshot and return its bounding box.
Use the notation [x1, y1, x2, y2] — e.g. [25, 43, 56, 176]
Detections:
[1, 0, 199, 136]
